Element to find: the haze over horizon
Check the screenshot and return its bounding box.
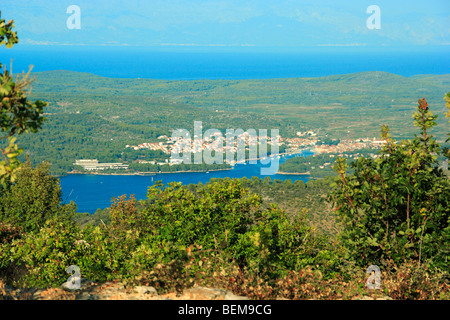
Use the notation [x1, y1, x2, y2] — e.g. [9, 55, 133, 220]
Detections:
[0, 0, 449, 51]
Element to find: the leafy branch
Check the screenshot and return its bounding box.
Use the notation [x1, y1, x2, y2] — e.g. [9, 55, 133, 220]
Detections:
[0, 12, 47, 187]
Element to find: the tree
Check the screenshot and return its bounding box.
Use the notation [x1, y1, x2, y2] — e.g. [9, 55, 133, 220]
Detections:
[0, 12, 47, 187]
[0, 160, 76, 233]
[444, 92, 450, 164]
[330, 96, 450, 271]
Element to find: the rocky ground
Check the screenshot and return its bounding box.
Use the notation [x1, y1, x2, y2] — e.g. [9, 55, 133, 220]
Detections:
[0, 279, 250, 300]
[1, 279, 392, 300]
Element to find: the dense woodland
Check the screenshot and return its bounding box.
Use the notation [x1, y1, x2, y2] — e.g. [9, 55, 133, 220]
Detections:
[278, 148, 378, 178]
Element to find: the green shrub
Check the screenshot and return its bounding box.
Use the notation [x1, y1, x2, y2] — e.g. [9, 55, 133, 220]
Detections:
[125, 179, 341, 284]
[6, 216, 88, 288]
[0, 222, 24, 281]
[0, 14, 47, 187]
[0, 161, 80, 288]
[330, 97, 450, 271]
[75, 224, 119, 283]
[0, 161, 76, 234]
[141, 180, 258, 250]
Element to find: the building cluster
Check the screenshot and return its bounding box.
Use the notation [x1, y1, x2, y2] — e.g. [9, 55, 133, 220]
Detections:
[124, 132, 385, 161]
[77, 131, 386, 171]
[74, 159, 129, 171]
[296, 130, 317, 137]
[313, 138, 385, 154]
[129, 131, 281, 161]
[125, 140, 171, 154]
[136, 159, 170, 166]
[284, 137, 318, 149]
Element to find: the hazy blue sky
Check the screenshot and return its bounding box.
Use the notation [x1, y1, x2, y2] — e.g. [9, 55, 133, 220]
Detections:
[1, 0, 449, 48]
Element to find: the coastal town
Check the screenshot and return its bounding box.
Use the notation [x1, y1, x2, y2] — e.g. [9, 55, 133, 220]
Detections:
[74, 130, 385, 172]
[125, 130, 281, 165]
[125, 130, 385, 159]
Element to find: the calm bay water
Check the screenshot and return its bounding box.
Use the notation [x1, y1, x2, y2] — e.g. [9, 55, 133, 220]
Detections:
[60, 152, 313, 214]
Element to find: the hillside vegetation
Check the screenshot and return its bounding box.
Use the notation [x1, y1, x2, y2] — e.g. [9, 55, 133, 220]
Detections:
[1, 96, 449, 300]
[10, 70, 450, 174]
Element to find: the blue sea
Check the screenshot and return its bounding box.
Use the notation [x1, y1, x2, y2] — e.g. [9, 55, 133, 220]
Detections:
[1, 45, 449, 80]
[1, 45, 448, 213]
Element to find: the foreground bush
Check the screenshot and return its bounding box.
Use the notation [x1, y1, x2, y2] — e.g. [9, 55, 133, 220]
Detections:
[0, 172, 448, 299]
[330, 97, 450, 272]
[0, 161, 76, 233]
[4, 217, 88, 288]
[0, 161, 79, 287]
[1, 96, 448, 298]
[112, 179, 342, 289]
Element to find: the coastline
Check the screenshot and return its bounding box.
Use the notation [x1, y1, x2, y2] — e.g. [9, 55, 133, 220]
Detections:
[58, 150, 312, 178]
[63, 167, 232, 177]
[276, 171, 311, 175]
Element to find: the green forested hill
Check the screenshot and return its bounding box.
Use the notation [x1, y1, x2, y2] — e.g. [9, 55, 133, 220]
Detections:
[12, 70, 450, 174]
